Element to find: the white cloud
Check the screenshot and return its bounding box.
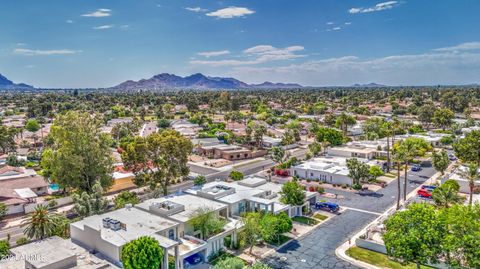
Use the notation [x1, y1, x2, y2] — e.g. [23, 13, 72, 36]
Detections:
[349, 1, 399, 14]
[227, 46, 480, 86]
[434, 42, 480, 52]
[332, 27, 342, 31]
[198, 50, 230, 58]
[345, 22, 352, 25]
[82, 8, 111, 17]
[191, 45, 304, 66]
[13, 48, 81, 56]
[93, 25, 113, 30]
[66, 19, 74, 24]
[326, 22, 334, 25]
[206, 6, 255, 19]
[185, 7, 208, 13]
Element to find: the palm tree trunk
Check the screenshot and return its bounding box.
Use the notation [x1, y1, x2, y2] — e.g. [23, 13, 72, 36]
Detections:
[470, 182, 474, 205]
[397, 162, 401, 209]
[404, 162, 408, 201]
[386, 135, 391, 173]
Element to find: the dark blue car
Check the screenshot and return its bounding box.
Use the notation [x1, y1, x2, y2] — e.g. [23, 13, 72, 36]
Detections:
[184, 253, 203, 268]
[315, 201, 340, 213]
[411, 164, 422, 172]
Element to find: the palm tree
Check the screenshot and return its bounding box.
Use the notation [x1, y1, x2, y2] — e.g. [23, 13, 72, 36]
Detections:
[459, 163, 479, 205]
[22, 204, 58, 240]
[392, 145, 406, 209]
[431, 185, 461, 208]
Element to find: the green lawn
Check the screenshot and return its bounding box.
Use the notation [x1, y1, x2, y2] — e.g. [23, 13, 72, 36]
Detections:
[265, 234, 292, 246]
[209, 251, 246, 266]
[292, 216, 319, 226]
[313, 213, 328, 221]
[346, 247, 435, 269]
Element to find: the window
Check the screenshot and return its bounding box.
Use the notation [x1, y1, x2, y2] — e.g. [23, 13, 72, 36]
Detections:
[168, 229, 175, 240]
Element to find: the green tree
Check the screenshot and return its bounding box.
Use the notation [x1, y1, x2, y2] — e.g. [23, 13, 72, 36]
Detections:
[122, 130, 193, 195]
[307, 142, 322, 157]
[0, 125, 17, 154]
[188, 207, 226, 240]
[442, 204, 480, 268]
[25, 118, 41, 150]
[51, 214, 71, 239]
[42, 112, 114, 193]
[432, 149, 449, 175]
[417, 105, 436, 130]
[433, 108, 454, 130]
[229, 170, 244, 181]
[259, 212, 292, 245]
[193, 175, 206, 186]
[383, 203, 445, 269]
[269, 147, 285, 163]
[121, 236, 164, 269]
[368, 165, 384, 182]
[72, 182, 109, 217]
[335, 112, 356, 135]
[240, 212, 262, 255]
[114, 191, 140, 209]
[22, 204, 58, 240]
[458, 163, 479, 205]
[315, 127, 344, 146]
[0, 202, 6, 221]
[249, 263, 272, 269]
[432, 180, 461, 208]
[453, 130, 480, 165]
[346, 158, 370, 186]
[0, 240, 10, 259]
[280, 181, 305, 206]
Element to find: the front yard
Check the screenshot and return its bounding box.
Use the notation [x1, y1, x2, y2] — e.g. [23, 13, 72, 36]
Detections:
[346, 247, 435, 269]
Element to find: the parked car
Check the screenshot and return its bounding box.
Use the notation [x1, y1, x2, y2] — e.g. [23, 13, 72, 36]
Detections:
[315, 201, 340, 212]
[421, 185, 437, 191]
[411, 164, 422, 172]
[417, 189, 432, 198]
[184, 253, 203, 268]
[448, 154, 457, 161]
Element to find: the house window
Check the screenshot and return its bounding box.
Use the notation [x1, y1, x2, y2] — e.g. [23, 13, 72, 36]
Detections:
[310, 173, 314, 177]
[168, 229, 175, 240]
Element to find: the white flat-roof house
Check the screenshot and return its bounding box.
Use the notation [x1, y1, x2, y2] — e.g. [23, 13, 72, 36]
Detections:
[2, 236, 117, 269]
[185, 177, 318, 218]
[326, 141, 388, 160]
[135, 193, 242, 265]
[291, 156, 382, 186]
[70, 207, 180, 269]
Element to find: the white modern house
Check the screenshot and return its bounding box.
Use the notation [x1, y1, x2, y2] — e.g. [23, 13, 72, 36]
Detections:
[135, 193, 242, 265]
[291, 156, 382, 186]
[2, 236, 117, 269]
[70, 207, 181, 269]
[185, 176, 318, 218]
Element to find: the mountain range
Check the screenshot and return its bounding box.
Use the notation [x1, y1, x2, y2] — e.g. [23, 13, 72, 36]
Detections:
[111, 73, 303, 90]
[0, 74, 33, 89]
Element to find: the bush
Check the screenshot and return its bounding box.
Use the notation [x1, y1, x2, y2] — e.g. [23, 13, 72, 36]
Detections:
[352, 183, 362, 190]
[0, 240, 10, 259]
[48, 200, 58, 209]
[341, 184, 348, 189]
[193, 175, 206, 186]
[316, 186, 325, 194]
[229, 170, 244, 181]
[16, 237, 30, 246]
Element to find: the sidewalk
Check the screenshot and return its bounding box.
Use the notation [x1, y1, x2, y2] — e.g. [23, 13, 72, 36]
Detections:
[335, 170, 441, 268]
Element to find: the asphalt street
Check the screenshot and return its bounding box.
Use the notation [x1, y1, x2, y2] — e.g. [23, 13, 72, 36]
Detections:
[263, 165, 437, 269]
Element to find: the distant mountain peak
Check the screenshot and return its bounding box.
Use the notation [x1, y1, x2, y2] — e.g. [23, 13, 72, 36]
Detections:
[111, 73, 303, 90]
[352, 82, 387, 87]
[0, 73, 33, 89]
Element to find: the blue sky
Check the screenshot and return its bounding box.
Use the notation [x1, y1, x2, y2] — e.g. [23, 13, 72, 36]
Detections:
[1, 0, 479, 88]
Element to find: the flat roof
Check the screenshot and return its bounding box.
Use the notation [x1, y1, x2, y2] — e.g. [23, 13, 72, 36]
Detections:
[5, 236, 117, 269]
[71, 207, 178, 247]
[135, 193, 227, 223]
